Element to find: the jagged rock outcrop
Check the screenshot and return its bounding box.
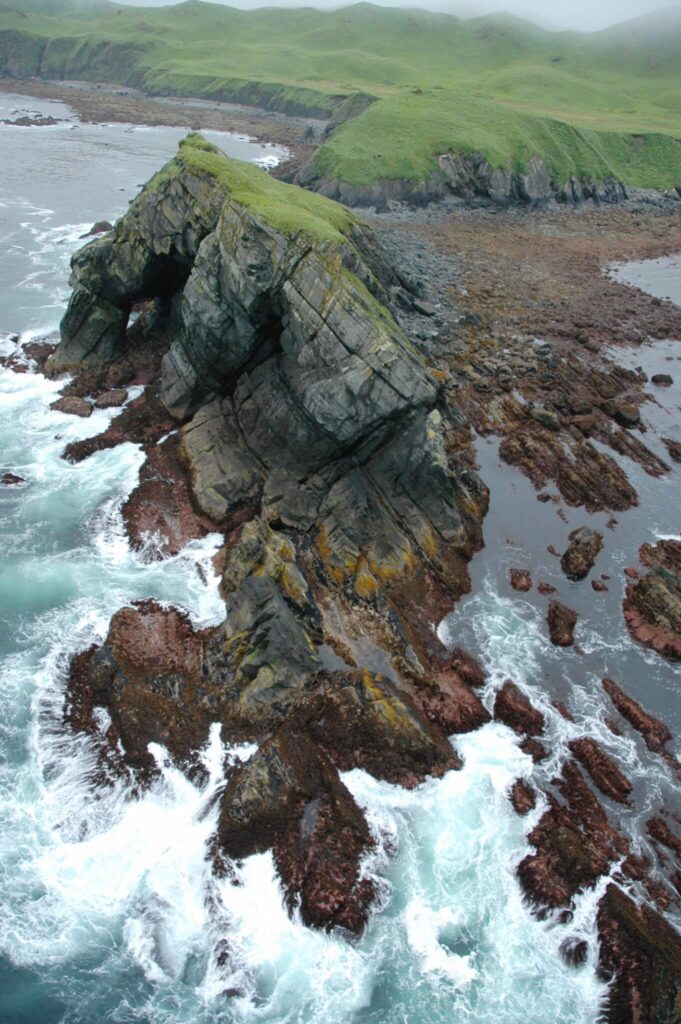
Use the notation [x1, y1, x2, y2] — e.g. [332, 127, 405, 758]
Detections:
[623, 540, 681, 660]
[66, 590, 458, 930]
[57, 136, 488, 934]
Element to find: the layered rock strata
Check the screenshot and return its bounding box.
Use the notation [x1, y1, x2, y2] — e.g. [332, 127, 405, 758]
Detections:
[296, 150, 635, 212]
[623, 540, 681, 660]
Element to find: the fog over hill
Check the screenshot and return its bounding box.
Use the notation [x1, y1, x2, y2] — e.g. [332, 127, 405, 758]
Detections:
[108, 0, 681, 33]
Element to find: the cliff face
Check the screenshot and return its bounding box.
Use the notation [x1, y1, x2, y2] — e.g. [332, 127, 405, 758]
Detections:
[55, 136, 490, 933]
[295, 150, 632, 211]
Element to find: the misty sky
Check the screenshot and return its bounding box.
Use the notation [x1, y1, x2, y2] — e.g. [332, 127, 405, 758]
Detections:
[115, 0, 680, 32]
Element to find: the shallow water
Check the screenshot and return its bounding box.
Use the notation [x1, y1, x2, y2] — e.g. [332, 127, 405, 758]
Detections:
[0, 94, 678, 1023]
[608, 253, 681, 306]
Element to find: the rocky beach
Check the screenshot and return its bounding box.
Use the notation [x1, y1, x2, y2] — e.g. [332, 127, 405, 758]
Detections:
[1, 84, 681, 1024]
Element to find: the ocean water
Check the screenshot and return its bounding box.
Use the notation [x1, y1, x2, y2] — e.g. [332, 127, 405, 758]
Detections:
[0, 94, 679, 1023]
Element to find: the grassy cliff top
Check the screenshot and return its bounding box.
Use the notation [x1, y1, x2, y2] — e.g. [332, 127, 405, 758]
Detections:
[312, 88, 681, 190]
[156, 133, 360, 242]
[137, 134, 402, 332]
[1, 1, 680, 189]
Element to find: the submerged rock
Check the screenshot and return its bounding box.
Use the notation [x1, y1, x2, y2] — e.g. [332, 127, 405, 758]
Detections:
[509, 568, 532, 592]
[80, 220, 113, 238]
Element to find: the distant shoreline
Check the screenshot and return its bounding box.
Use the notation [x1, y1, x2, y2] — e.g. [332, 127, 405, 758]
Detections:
[0, 77, 315, 171]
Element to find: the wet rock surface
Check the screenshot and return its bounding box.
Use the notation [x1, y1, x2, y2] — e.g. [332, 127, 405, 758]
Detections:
[597, 884, 681, 1024]
[122, 434, 215, 556]
[509, 778, 536, 815]
[602, 677, 678, 769]
[623, 540, 681, 660]
[568, 737, 632, 803]
[493, 680, 545, 737]
[518, 759, 628, 909]
[547, 600, 578, 647]
[50, 395, 92, 418]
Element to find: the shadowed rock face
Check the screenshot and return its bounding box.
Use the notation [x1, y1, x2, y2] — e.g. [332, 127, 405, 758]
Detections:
[56, 138, 487, 935]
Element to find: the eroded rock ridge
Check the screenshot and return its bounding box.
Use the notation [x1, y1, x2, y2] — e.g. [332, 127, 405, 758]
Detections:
[55, 136, 489, 935]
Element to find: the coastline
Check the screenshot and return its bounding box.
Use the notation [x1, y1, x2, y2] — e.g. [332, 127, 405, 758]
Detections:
[0, 76, 317, 172]
[1, 105, 681, 1022]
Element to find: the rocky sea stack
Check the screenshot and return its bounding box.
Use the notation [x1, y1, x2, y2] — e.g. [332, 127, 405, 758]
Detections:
[48, 136, 681, 1019]
[55, 135, 490, 933]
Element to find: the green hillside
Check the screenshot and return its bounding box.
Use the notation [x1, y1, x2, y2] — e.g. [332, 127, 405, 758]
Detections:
[1, 0, 680, 191]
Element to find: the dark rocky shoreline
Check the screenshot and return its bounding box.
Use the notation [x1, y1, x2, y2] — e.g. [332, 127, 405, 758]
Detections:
[4, 129, 681, 1022]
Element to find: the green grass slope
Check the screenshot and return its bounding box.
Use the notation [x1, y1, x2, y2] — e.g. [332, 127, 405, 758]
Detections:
[1, 0, 680, 191]
[169, 131, 360, 241]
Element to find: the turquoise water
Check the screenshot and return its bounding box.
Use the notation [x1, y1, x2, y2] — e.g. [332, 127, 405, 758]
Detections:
[1, 92, 678, 1024]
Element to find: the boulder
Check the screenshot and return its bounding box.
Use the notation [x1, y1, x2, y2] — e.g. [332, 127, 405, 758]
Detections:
[510, 778, 536, 815]
[613, 402, 640, 429]
[50, 395, 92, 418]
[547, 600, 578, 646]
[560, 526, 603, 581]
[510, 568, 532, 592]
[80, 221, 113, 238]
[94, 388, 128, 409]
